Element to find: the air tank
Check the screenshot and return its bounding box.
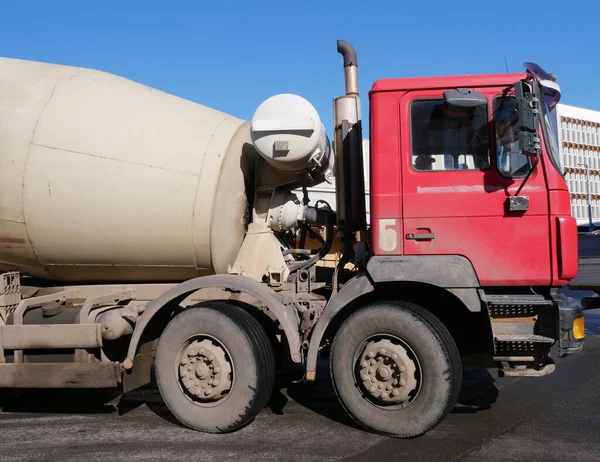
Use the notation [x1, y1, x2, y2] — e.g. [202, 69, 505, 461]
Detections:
[0, 57, 251, 282]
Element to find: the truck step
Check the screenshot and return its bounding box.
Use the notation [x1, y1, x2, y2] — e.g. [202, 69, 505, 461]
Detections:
[494, 334, 554, 343]
[483, 294, 553, 317]
[494, 334, 554, 355]
[0, 362, 121, 388]
[498, 358, 556, 377]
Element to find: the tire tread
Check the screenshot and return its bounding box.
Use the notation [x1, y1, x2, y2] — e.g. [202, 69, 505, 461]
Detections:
[330, 300, 462, 438]
[155, 302, 275, 433]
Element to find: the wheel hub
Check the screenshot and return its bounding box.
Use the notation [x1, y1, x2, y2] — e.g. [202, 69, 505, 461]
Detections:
[179, 339, 232, 401]
[357, 338, 418, 404]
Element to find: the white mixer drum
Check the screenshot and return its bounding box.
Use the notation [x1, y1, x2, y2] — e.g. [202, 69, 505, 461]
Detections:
[0, 57, 249, 282]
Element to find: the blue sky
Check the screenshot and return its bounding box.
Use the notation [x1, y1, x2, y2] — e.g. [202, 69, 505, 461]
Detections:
[3, 1, 598, 136]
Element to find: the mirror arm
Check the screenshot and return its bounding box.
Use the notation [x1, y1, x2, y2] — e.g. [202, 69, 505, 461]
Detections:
[514, 154, 540, 198]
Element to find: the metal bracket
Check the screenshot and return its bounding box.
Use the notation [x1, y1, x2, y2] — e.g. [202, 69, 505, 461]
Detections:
[296, 269, 311, 293]
[75, 290, 135, 363]
[78, 290, 136, 324]
[507, 196, 529, 212]
[13, 290, 78, 363]
[0, 272, 21, 318]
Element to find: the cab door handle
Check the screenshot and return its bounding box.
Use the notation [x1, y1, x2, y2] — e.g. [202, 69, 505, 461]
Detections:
[406, 232, 436, 241]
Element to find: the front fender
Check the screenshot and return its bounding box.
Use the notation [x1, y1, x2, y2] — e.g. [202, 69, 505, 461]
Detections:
[306, 274, 374, 379]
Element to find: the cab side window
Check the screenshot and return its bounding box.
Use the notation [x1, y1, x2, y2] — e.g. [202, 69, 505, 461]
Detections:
[411, 99, 490, 171]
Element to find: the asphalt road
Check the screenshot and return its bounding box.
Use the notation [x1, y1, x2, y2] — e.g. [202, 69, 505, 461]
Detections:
[1, 310, 600, 462]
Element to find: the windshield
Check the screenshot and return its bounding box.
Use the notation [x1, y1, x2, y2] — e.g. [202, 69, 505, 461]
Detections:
[540, 95, 563, 176]
[523, 63, 563, 176]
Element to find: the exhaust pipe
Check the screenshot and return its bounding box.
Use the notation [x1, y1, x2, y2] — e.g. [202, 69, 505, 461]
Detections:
[333, 40, 367, 252]
[337, 40, 359, 96]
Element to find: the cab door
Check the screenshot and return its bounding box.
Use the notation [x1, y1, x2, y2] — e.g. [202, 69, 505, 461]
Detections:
[400, 89, 551, 286]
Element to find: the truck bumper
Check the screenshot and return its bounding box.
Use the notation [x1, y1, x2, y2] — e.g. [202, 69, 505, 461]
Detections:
[554, 294, 585, 356]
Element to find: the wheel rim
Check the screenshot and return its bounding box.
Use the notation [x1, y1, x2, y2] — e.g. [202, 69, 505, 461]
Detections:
[176, 335, 234, 407]
[354, 336, 421, 408]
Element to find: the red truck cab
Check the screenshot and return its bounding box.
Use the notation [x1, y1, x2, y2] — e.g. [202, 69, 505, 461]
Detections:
[367, 66, 582, 362]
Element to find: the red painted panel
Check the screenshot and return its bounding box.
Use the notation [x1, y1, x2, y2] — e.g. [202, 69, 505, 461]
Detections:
[548, 190, 572, 215]
[396, 88, 551, 287]
[369, 76, 575, 289]
[546, 147, 576, 284]
[556, 217, 578, 281]
[403, 216, 550, 286]
[370, 90, 404, 255]
[371, 73, 526, 94]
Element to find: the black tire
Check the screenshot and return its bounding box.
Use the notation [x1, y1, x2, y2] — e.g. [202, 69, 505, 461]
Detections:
[330, 301, 462, 438]
[155, 302, 275, 433]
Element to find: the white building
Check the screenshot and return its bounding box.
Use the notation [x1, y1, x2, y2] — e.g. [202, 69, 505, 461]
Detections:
[554, 104, 600, 227]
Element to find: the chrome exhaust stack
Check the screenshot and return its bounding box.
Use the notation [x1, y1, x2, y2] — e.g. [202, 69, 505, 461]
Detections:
[337, 40, 359, 96]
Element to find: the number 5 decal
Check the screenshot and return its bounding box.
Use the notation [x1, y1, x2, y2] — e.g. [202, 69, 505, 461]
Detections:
[379, 218, 398, 252]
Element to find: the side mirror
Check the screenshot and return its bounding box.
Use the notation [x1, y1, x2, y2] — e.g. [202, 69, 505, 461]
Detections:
[515, 80, 541, 156]
[443, 88, 487, 111]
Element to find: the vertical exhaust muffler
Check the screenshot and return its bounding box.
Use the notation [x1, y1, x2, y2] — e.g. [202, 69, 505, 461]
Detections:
[334, 40, 367, 256]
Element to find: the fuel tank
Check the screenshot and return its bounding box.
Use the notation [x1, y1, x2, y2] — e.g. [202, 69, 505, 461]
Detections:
[0, 57, 251, 282]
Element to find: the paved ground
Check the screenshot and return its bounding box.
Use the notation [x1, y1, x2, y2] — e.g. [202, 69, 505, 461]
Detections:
[1, 309, 599, 461]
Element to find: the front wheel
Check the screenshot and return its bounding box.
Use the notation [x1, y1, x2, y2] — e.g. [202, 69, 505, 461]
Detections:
[155, 302, 275, 433]
[330, 301, 462, 438]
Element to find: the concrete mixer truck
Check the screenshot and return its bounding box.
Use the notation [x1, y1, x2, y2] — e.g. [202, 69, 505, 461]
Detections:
[0, 40, 584, 438]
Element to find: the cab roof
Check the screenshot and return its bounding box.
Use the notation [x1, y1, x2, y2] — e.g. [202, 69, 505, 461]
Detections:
[370, 72, 526, 94]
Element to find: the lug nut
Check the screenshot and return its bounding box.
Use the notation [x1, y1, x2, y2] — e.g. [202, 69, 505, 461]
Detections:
[400, 365, 406, 372]
[188, 349, 196, 356]
[209, 355, 215, 361]
[392, 353, 398, 360]
[361, 361, 368, 368]
[180, 358, 188, 366]
[214, 367, 220, 373]
[362, 374, 369, 381]
[381, 393, 388, 399]
[379, 348, 386, 355]
[392, 389, 399, 396]
[370, 386, 376, 393]
[367, 352, 375, 358]
[400, 379, 406, 386]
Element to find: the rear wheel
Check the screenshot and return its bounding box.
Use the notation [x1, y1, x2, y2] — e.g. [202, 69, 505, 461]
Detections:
[155, 302, 275, 433]
[330, 301, 462, 438]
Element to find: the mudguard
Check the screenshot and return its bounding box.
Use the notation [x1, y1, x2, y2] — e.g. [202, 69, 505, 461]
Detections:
[306, 274, 374, 378]
[124, 275, 302, 371]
